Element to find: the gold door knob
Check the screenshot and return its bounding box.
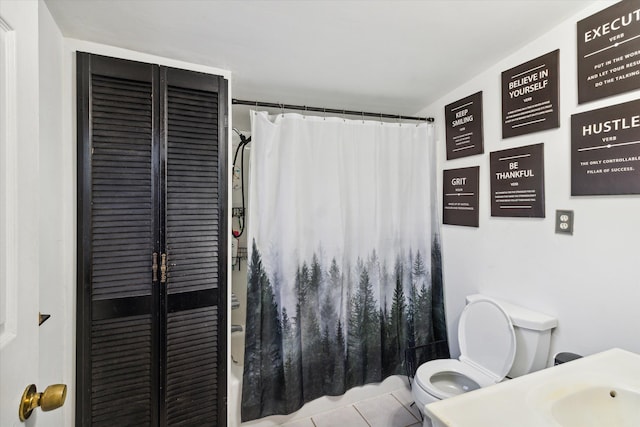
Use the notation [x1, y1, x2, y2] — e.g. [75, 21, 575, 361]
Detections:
[19, 383, 67, 421]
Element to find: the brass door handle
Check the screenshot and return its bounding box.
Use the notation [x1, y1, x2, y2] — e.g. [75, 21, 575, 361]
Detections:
[19, 383, 67, 421]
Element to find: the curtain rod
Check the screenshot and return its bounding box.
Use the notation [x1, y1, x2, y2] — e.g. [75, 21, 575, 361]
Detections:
[232, 99, 434, 123]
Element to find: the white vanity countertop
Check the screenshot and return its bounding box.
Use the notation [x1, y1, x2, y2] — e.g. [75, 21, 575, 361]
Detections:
[424, 348, 640, 427]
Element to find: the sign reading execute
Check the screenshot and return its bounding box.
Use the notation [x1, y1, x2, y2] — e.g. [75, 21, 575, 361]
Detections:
[571, 98, 640, 195]
[502, 50, 560, 138]
[578, 1, 640, 103]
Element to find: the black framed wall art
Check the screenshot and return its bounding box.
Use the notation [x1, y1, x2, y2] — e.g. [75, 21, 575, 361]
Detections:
[490, 143, 545, 218]
[443, 166, 480, 227]
[571, 98, 640, 195]
[502, 50, 559, 138]
[578, 1, 640, 103]
[445, 92, 484, 160]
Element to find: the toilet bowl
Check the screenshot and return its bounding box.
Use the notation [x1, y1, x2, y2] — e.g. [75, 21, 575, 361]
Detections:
[411, 294, 557, 427]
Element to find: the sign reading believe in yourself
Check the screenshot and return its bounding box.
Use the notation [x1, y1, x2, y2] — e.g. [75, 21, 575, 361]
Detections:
[571, 99, 640, 195]
[578, 1, 640, 104]
[490, 143, 545, 218]
[443, 166, 479, 227]
[501, 50, 559, 138]
[445, 92, 484, 160]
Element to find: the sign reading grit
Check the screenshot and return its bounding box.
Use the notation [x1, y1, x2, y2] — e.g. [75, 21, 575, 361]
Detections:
[445, 92, 484, 160]
[443, 166, 479, 227]
[490, 143, 545, 218]
[501, 50, 559, 138]
[571, 98, 640, 195]
[578, 1, 640, 103]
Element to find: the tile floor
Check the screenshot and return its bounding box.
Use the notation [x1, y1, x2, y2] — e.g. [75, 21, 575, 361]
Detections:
[280, 387, 423, 427]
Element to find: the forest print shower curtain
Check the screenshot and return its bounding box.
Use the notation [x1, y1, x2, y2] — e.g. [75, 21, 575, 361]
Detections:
[242, 111, 449, 421]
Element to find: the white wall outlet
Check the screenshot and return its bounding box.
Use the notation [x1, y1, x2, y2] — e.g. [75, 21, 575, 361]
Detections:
[555, 210, 574, 235]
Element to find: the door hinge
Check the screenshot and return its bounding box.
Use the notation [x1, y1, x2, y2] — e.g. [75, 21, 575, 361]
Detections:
[38, 312, 51, 326]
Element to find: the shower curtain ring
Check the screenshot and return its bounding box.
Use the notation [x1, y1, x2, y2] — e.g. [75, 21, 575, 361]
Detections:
[280, 103, 284, 117]
[362, 111, 364, 124]
[304, 105, 307, 119]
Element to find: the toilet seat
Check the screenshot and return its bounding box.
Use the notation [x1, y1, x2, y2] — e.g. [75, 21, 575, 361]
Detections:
[414, 358, 494, 400]
[458, 298, 516, 382]
[414, 298, 516, 400]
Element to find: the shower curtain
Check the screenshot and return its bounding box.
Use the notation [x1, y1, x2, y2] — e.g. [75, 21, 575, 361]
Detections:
[241, 111, 448, 421]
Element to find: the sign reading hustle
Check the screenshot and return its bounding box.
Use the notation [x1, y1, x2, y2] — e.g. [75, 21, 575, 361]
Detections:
[578, 1, 640, 103]
[443, 166, 479, 227]
[445, 92, 484, 160]
[490, 143, 545, 218]
[571, 99, 640, 195]
[501, 50, 559, 138]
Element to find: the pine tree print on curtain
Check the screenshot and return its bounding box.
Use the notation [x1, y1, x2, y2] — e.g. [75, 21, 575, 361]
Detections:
[241, 112, 449, 421]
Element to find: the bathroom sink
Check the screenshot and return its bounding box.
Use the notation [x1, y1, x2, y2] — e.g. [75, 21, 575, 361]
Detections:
[424, 348, 640, 427]
[550, 386, 640, 427]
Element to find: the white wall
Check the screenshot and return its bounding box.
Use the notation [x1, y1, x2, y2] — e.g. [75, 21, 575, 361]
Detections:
[420, 1, 640, 363]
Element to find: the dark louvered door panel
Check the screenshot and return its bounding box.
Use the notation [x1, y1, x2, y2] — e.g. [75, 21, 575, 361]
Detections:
[77, 53, 160, 427]
[91, 74, 153, 300]
[163, 68, 226, 426]
[166, 306, 218, 425]
[91, 315, 153, 426]
[166, 85, 219, 295]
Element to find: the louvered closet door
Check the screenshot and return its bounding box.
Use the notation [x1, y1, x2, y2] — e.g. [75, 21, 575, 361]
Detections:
[161, 68, 227, 426]
[77, 53, 161, 426]
[78, 53, 227, 427]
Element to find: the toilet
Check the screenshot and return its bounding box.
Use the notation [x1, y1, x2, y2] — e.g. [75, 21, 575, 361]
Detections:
[412, 294, 557, 426]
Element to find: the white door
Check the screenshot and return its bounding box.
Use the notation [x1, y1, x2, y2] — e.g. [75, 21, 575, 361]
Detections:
[1, 1, 45, 425]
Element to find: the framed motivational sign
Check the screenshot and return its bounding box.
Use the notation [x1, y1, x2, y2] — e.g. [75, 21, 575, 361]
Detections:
[578, 1, 640, 103]
[443, 166, 479, 227]
[571, 99, 640, 195]
[445, 92, 484, 160]
[502, 50, 559, 138]
[490, 143, 545, 218]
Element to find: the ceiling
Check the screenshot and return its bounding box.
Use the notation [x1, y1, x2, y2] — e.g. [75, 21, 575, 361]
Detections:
[45, 0, 594, 118]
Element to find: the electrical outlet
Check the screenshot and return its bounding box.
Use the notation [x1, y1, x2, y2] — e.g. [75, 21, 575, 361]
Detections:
[555, 210, 574, 235]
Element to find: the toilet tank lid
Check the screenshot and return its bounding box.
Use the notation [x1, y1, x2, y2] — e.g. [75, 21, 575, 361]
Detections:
[466, 294, 558, 331]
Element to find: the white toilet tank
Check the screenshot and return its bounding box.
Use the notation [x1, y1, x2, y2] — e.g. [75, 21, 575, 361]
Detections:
[466, 294, 557, 378]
